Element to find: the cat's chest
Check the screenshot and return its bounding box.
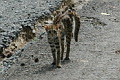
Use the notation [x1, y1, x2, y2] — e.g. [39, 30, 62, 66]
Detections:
[47, 29, 64, 42]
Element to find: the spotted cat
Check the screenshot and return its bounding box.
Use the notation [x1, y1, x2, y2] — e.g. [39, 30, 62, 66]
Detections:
[44, 8, 80, 68]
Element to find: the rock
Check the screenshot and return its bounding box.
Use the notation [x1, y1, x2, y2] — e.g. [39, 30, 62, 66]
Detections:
[21, 49, 24, 52]
[20, 63, 25, 66]
[34, 58, 39, 63]
[3, 60, 14, 67]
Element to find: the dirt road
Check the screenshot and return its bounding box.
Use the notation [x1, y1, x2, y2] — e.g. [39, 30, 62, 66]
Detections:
[1, 0, 120, 80]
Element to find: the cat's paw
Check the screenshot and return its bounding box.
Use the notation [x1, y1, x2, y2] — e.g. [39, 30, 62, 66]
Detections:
[56, 64, 62, 68]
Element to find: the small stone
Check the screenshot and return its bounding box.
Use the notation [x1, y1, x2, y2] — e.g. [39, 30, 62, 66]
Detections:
[34, 58, 39, 63]
[20, 63, 25, 66]
[21, 49, 24, 52]
[31, 55, 34, 57]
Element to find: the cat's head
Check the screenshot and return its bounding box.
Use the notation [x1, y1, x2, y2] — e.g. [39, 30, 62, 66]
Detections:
[44, 24, 58, 31]
[43, 25, 58, 37]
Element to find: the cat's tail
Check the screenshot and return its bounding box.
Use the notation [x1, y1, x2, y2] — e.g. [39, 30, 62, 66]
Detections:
[68, 9, 80, 42]
[74, 15, 80, 42]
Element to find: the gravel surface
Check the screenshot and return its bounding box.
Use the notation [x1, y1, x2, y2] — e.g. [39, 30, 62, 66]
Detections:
[0, 0, 63, 54]
[1, 0, 120, 80]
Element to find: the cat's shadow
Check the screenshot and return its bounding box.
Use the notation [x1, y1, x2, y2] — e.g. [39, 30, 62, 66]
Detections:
[38, 60, 71, 73]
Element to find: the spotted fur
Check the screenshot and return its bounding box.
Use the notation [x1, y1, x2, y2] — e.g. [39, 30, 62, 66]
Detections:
[44, 8, 80, 68]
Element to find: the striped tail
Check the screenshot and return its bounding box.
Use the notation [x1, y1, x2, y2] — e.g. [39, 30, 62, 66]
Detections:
[67, 9, 80, 42]
[74, 15, 80, 42]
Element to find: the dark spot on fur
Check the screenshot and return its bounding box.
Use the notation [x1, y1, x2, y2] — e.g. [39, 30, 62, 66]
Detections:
[48, 30, 52, 34]
[55, 42, 59, 45]
[53, 30, 56, 33]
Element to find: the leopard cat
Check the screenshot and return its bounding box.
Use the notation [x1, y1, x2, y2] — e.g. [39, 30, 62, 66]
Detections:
[44, 8, 80, 68]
